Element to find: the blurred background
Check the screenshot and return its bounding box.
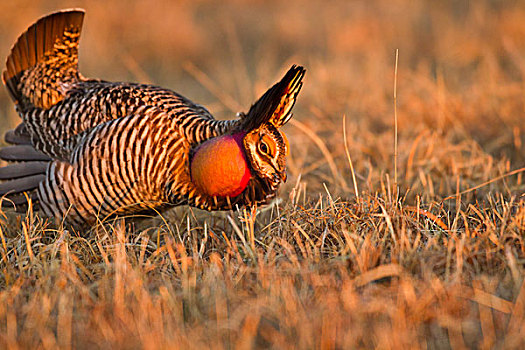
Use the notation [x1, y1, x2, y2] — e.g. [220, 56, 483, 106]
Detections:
[1, 0, 524, 201]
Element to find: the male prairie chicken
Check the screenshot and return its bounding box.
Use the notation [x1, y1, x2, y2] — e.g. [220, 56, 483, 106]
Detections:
[0, 9, 305, 227]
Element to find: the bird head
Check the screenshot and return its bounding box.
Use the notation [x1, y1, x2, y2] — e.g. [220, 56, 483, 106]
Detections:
[241, 65, 305, 192]
[242, 123, 288, 191]
[190, 65, 305, 200]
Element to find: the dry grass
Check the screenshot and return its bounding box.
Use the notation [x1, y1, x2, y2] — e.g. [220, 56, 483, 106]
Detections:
[1, 0, 525, 348]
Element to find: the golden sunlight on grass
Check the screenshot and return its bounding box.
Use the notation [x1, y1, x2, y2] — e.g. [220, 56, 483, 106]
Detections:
[0, 0, 524, 348]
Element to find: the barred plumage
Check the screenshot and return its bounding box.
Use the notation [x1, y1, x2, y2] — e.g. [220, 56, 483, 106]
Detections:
[0, 9, 305, 227]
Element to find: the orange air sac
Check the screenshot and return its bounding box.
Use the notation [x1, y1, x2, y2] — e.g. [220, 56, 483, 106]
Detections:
[190, 134, 251, 198]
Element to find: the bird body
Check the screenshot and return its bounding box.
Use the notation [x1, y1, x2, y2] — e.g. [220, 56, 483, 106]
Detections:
[0, 9, 305, 227]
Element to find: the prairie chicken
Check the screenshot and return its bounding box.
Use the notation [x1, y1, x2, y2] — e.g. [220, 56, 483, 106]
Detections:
[0, 9, 305, 227]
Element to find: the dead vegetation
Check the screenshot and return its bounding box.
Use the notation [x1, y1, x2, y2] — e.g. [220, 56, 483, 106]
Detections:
[0, 0, 524, 348]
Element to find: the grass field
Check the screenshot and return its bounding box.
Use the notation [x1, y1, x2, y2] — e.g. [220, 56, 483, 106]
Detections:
[1, 0, 525, 348]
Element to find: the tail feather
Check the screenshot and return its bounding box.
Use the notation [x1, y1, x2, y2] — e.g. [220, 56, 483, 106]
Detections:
[0, 120, 49, 209]
[0, 145, 51, 161]
[0, 174, 45, 196]
[0, 162, 48, 180]
[5, 130, 31, 145]
[1, 191, 40, 212]
[2, 9, 85, 109]
[4, 123, 31, 145]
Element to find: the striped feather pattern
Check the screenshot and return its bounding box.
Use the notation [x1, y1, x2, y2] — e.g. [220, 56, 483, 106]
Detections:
[23, 82, 237, 161]
[36, 105, 243, 227]
[38, 107, 184, 226]
[1, 9, 305, 227]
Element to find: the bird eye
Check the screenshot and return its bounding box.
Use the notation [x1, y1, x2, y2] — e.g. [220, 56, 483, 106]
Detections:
[259, 142, 269, 155]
